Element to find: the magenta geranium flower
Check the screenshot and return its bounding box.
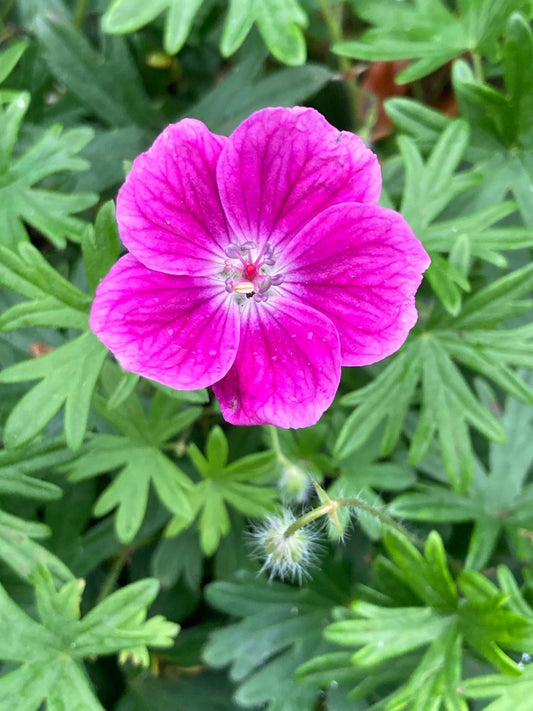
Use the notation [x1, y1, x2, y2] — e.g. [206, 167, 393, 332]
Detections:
[90, 107, 429, 428]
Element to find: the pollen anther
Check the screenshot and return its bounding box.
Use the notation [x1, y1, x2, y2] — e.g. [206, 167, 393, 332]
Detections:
[233, 280, 256, 294]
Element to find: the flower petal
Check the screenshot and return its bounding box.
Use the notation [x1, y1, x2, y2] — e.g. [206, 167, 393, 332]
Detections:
[89, 254, 240, 389]
[116, 119, 230, 276]
[213, 298, 341, 428]
[217, 107, 381, 249]
[282, 204, 430, 366]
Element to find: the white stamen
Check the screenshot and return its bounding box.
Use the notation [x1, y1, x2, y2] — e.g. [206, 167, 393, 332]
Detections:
[233, 280, 255, 294]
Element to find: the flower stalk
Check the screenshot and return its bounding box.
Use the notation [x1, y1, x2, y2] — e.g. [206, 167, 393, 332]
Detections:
[283, 481, 424, 549]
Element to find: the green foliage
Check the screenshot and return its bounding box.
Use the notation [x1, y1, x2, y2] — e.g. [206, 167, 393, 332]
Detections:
[187, 50, 332, 135]
[300, 531, 533, 708]
[390, 376, 533, 569]
[0, 332, 107, 450]
[0, 41, 96, 249]
[102, 0, 309, 65]
[0, 241, 91, 330]
[167, 425, 278, 554]
[461, 664, 533, 710]
[338, 0, 529, 83]
[0, 566, 178, 711]
[66, 370, 202, 543]
[204, 568, 348, 709]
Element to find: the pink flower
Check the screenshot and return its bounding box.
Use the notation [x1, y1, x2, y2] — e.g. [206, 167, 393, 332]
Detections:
[90, 107, 429, 428]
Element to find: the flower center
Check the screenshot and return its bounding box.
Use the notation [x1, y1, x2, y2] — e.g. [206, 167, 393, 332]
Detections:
[244, 263, 258, 280]
[222, 241, 284, 303]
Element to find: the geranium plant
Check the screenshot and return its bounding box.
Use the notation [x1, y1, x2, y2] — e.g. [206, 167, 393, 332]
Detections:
[1, 1, 533, 710]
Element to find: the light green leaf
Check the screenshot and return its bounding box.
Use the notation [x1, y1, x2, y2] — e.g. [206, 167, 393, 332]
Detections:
[385, 623, 467, 711]
[461, 665, 533, 711]
[204, 570, 346, 709]
[0, 104, 96, 247]
[336, 341, 422, 460]
[0, 40, 29, 85]
[67, 434, 195, 543]
[0, 510, 73, 585]
[103, 0, 308, 64]
[167, 436, 277, 554]
[82, 201, 120, 292]
[326, 603, 454, 666]
[0, 332, 107, 450]
[0, 436, 74, 500]
[0, 566, 178, 711]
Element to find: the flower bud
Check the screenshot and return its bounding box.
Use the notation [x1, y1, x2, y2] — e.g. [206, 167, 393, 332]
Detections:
[278, 462, 312, 503]
[251, 510, 319, 583]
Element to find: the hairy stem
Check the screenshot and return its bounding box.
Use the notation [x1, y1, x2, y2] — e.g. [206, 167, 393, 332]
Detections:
[283, 495, 424, 549]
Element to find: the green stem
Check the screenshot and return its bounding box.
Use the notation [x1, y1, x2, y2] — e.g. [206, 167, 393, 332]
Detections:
[471, 51, 484, 82]
[96, 546, 131, 603]
[74, 0, 89, 29]
[283, 495, 424, 549]
[318, 0, 360, 129]
[269, 425, 292, 468]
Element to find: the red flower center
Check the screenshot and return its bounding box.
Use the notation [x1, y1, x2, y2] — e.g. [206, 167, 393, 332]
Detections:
[244, 263, 258, 280]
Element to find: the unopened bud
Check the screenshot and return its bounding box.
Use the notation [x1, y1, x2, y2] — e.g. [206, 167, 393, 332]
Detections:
[251, 510, 319, 583]
[278, 462, 312, 503]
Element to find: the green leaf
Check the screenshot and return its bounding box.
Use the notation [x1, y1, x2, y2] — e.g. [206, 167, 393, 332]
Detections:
[0, 566, 178, 710]
[385, 623, 467, 711]
[338, 329, 509, 490]
[0, 436, 74, 500]
[33, 11, 158, 130]
[326, 602, 454, 666]
[461, 665, 533, 711]
[0, 40, 29, 85]
[206, 426, 229, 470]
[459, 0, 529, 57]
[253, 0, 308, 66]
[504, 12, 533, 107]
[0, 332, 107, 450]
[103, 0, 308, 64]
[383, 529, 458, 608]
[424, 202, 533, 267]
[188, 51, 332, 135]
[0, 103, 96, 247]
[336, 0, 525, 82]
[414, 336, 505, 489]
[440, 262, 533, 329]
[385, 97, 451, 150]
[394, 120, 515, 314]
[67, 433, 196, 543]
[0, 510, 73, 585]
[204, 569, 346, 709]
[102, 0, 168, 34]
[221, 0, 255, 57]
[163, 0, 204, 55]
[82, 201, 120, 292]
[0, 242, 90, 331]
[172, 434, 277, 554]
[458, 569, 531, 673]
[336, 341, 422, 460]
[391, 374, 533, 570]
[334, 0, 464, 83]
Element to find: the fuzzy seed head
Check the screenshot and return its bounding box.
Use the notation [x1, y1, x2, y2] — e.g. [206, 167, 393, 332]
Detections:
[250, 510, 320, 583]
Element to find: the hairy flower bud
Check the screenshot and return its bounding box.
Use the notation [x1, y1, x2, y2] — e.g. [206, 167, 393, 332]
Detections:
[278, 462, 312, 503]
[251, 510, 319, 583]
